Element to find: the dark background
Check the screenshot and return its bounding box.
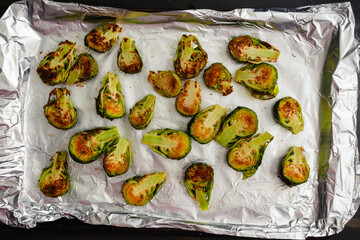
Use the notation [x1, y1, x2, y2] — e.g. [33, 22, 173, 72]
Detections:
[0, 0, 359, 239]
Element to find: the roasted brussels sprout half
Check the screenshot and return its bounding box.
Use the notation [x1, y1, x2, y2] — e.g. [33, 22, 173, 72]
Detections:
[142, 129, 191, 159]
[280, 147, 310, 186]
[274, 97, 304, 134]
[104, 137, 131, 177]
[174, 34, 208, 79]
[38, 151, 71, 198]
[85, 23, 122, 53]
[188, 105, 226, 144]
[227, 132, 273, 179]
[37, 40, 76, 85]
[121, 172, 167, 206]
[128, 94, 156, 130]
[184, 162, 214, 211]
[203, 63, 233, 96]
[67, 53, 98, 85]
[68, 127, 120, 164]
[118, 37, 143, 74]
[147, 70, 182, 97]
[215, 107, 258, 147]
[175, 80, 201, 116]
[96, 72, 125, 120]
[43, 88, 77, 130]
[228, 35, 280, 63]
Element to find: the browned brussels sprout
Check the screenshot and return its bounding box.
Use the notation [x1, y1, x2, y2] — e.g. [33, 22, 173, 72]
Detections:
[280, 147, 310, 186]
[128, 94, 156, 130]
[147, 70, 182, 97]
[85, 23, 122, 53]
[203, 63, 233, 96]
[67, 53, 98, 85]
[103, 137, 131, 177]
[274, 97, 304, 134]
[250, 85, 279, 100]
[174, 35, 208, 79]
[43, 88, 77, 130]
[38, 151, 71, 198]
[118, 37, 143, 74]
[175, 79, 201, 116]
[121, 172, 167, 206]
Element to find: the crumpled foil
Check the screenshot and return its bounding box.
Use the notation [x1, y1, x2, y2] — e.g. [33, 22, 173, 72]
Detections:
[0, 0, 359, 238]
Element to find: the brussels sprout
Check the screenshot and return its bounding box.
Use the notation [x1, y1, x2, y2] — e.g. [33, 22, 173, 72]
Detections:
[227, 132, 273, 179]
[67, 53, 98, 85]
[147, 70, 182, 97]
[184, 162, 214, 211]
[103, 137, 131, 177]
[121, 172, 167, 206]
[85, 23, 122, 53]
[228, 35, 280, 63]
[250, 85, 279, 100]
[274, 97, 304, 134]
[188, 105, 226, 144]
[280, 147, 310, 186]
[96, 72, 125, 120]
[142, 129, 191, 159]
[68, 127, 120, 164]
[43, 88, 77, 130]
[203, 63, 233, 96]
[174, 34, 208, 79]
[38, 151, 71, 198]
[37, 40, 76, 85]
[118, 37, 143, 74]
[175, 80, 201, 116]
[128, 94, 156, 130]
[215, 107, 258, 147]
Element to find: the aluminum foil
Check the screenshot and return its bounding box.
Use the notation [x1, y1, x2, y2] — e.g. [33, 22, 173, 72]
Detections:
[0, 0, 359, 238]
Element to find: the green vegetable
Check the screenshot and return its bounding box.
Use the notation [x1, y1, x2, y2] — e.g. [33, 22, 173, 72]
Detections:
[37, 40, 76, 85]
[67, 53, 98, 85]
[215, 107, 258, 147]
[142, 129, 191, 160]
[174, 34, 208, 79]
[188, 105, 226, 144]
[147, 70, 182, 97]
[274, 97, 304, 134]
[175, 79, 201, 116]
[85, 23, 122, 53]
[68, 127, 120, 164]
[184, 162, 214, 211]
[280, 147, 310, 186]
[38, 151, 71, 198]
[203, 63, 233, 96]
[96, 72, 125, 120]
[128, 94, 156, 130]
[103, 137, 131, 177]
[121, 172, 167, 206]
[118, 37, 143, 73]
[250, 85, 279, 100]
[228, 35, 280, 63]
[227, 132, 273, 179]
[43, 88, 77, 130]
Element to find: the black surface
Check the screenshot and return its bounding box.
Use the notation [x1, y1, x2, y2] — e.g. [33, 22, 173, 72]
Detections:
[0, 0, 359, 239]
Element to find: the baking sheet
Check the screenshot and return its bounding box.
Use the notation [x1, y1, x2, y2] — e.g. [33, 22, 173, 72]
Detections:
[0, 0, 359, 238]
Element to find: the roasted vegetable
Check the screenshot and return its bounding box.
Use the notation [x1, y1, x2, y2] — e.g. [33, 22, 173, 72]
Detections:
[43, 88, 77, 130]
[228, 35, 280, 63]
[175, 80, 201, 116]
[85, 23, 122, 53]
[203, 63, 233, 96]
[227, 132, 273, 179]
[118, 37, 143, 74]
[184, 162, 214, 211]
[147, 70, 182, 97]
[121, 172, 167, 206]
[188, 105, 226, 144]
[67, 53, 98, 85]
[96, 72, 125, 120]
[142, 129, 191, 160]
[280, 147, 310, 186]
[68, 127, 120, 164]
[104, 137, 131, 177]
[174, 34, 208, 79]
[250, 85, 279, 100]
[215, 107, 258, 147]
[38, 151, 71, 198]
[128, 94, 156, 130]
[274, 97, 304, 134]
[37, 40, 76, 85]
